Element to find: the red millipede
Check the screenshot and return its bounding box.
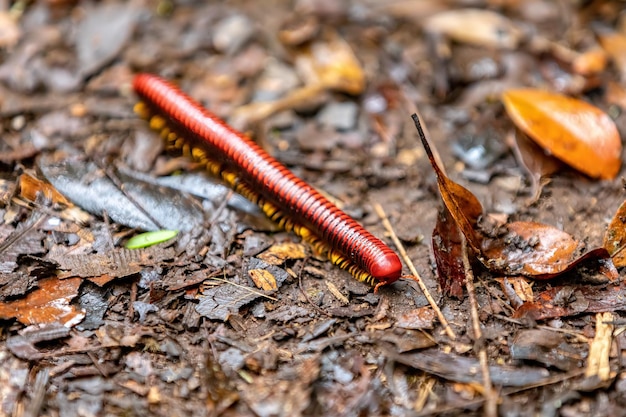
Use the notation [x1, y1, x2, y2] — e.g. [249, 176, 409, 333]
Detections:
[132, 73, 402, 286]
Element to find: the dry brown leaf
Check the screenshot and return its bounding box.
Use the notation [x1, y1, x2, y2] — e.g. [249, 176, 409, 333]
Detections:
[508, 129, 562, 204]
[414, 114, 483, 253]
[231, 30, 364, 126]
[481, 221, 579, 278]
[585, 312, 614, 381]
[432, 206, 466, 298]
[502, 88, 622, 179]
[423, 9, 522, 49]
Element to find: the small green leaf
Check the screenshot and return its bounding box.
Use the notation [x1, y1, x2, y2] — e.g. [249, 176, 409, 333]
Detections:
[125, 230, 178, 249]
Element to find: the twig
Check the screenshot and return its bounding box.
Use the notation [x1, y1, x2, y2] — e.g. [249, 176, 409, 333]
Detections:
[21, 368, 49, 417]
[208, 276, 278, 301]
[297, 258, 331, 317]
[372, 203, 456, 341]
[461, 237, 497, 417]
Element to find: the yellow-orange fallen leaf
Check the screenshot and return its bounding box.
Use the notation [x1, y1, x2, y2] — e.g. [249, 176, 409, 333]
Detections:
[502, 89, 622, 179]
[257, 242, 307, 265]
[248, 269, 277, 291]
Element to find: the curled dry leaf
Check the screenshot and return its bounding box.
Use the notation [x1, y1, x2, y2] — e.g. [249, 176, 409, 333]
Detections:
[603, 200, 626, 267]
[508, 129, 562, 204]
[502, 89, 622, 179]
[482, 221, 578, 278]
[432, 206, 466, 298]
[423, 9, 522, 49]
[19, 172, 72, 205]
[413, 114, 483, 253]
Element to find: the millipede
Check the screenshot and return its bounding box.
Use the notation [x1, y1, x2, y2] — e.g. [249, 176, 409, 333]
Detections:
[132, 73, 402, 286]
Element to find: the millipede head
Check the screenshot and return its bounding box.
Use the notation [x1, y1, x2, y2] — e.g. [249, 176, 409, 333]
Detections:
[368, 252, 403, 284]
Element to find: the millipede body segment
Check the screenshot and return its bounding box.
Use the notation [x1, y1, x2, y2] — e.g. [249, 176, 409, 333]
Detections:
[132, 73, 402, 285]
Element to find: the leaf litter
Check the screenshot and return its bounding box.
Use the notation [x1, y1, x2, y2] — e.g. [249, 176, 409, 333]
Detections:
[1, 1, 626, 416]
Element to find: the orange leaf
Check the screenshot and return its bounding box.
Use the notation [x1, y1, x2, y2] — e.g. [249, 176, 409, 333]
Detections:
[502, 89, 622, 179]
[0, 277, 84, 326]
[603, 200, 626, 267]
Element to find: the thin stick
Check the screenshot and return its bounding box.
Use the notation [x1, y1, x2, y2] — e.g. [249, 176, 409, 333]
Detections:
[208, 276, 278, 302]
[462, 237, 498, 417]
[373, 203, 456, 340]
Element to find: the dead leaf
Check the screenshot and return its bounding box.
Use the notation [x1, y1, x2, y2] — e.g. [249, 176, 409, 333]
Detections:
[603, 200, 626, 266]
[296, 29, 365, 94]
[432, 206, 466, 298]
[257, 242, 307, 265]
[597, 31, 626, 81]
[508, 129, 562, 204]
[495, 277, 534, 303]
[248, 269, 278, 291]
[414, 114, 483, 253]
[423, 9, 522, 49]
[387, 347, 550, 387]
[585, 312, 614, 381]
[514, 281, 626, 321]
[414, 113, 617, 281]
[502, 88, 622, 179]
[19, 172, 71, 206]
[572, 48, 608, 76]
[510, 329, 583, 371]
[395, 306, 436, 330]
[231, 29, 365, 126]
[51, 245, 175, 282]
[196, 283, 265, 321]
[0, 277, 84, 326]
[482, 222, 615, 279]
[481, 221, 579, 277]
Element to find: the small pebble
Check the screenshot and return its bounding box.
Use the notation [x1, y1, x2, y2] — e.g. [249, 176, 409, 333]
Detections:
[317, 101, 358, 131]
[213, 14, 255, 55]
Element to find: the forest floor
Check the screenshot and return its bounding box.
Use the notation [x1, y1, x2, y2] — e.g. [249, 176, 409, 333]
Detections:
[1, 1, 626, 416]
